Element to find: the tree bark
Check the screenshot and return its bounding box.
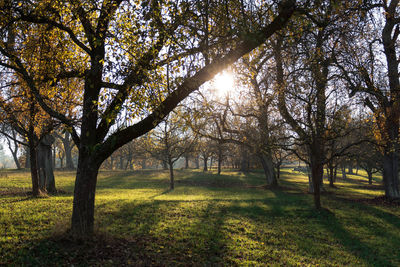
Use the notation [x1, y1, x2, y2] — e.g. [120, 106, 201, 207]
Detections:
[37, 135, 56, 193]
[28, 138, 40, 197]
[259, 153, 277, 187]
[203, 156, 208, 172]
[169, 158, 174, 190]
[63, 132, 75, 170]
[185, 155, 189, 169]
[70, 156, 100, 238]
[217, 147, 222, 175]
[382, 151, 400, 198]
[367, 169, 373, 185]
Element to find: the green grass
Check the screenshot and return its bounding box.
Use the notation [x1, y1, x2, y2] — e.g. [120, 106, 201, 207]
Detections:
[0, 168, 399, 266]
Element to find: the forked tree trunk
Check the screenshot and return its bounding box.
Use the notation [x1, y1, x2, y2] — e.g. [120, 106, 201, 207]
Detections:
[259, 153, 277, 187]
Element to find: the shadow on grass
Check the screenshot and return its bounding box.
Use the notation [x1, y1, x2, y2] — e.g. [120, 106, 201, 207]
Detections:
[5, 169, 399, 266]
[315, 207, 399, 266]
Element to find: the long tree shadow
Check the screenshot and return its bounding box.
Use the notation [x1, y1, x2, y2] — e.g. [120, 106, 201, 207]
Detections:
[315, 207, 398, 266]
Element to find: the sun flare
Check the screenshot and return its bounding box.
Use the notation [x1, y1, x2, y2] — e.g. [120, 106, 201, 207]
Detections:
[213, 71, 235, 97]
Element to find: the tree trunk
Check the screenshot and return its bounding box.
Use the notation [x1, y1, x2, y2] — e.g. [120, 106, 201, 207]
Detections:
[37, 135, 56, 193]
[367, 170, 373, 185]
[162, 160, 168, 170]
[328, 165, 334, 187]
[28, 138, 40, 197]
[310, 156, 323, 210]
[119, 155, 124, 169]
[169, 159, 174, 190]
[70, 156, 100, 238]
[341, 165, 346, 179]
[11, 150, 21, 170]
[259, 153, 277, 187]
[203, 156, 208, 172]
[348, 162, 353, 174]
[333, 167, 337, 182]
[195, 156, 199, 169]
[63, 132, 75, 170]
[382, 151, 400, 198]
[185, 155, 189, 169]
[217, 149, 222, 175]
[52, 147, 56, 169]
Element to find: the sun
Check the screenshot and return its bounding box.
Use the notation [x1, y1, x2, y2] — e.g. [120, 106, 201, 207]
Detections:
[213, 71, 235, 97]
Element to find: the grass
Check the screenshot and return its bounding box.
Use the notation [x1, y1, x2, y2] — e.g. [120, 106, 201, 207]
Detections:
[0, 167, 399, 266]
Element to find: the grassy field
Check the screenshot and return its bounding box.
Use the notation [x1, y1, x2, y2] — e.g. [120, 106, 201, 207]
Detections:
[0, 167, 399, 266]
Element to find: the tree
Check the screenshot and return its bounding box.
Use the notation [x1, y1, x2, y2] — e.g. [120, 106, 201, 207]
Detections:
[0, 0, 295, 236]
[145, 112, 196, 189]
[339, 0, 400, 199]
[275, 2, 360, 208]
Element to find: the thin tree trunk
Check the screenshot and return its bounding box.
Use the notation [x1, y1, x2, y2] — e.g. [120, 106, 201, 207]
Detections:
[329, 165, 334, 187]
[63, 132, 75, 170]
[185, 156, 189, 169]
[367, 170, 373, 185]
[169, 159, 174, 190]
[203, 156, 208, 172]
[29, 138, 40, 197]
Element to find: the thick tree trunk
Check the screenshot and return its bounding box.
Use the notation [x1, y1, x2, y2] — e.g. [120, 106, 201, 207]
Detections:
[71, 157, 100, 238]
[259, 153, 277, 187]
[195, 156, 199, 169]
[310, 157, 323, 210]
[382, 152, 400, 198]
[37, 135, 56, 193]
